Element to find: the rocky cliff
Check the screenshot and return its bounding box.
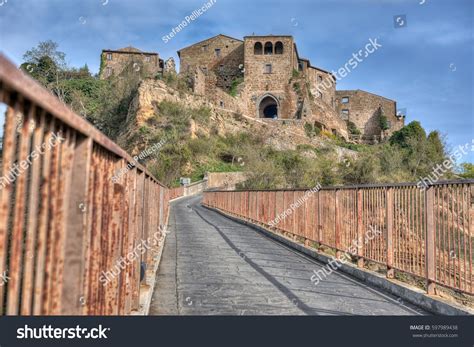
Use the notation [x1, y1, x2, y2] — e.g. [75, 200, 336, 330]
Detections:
[119, 78, 354, 161]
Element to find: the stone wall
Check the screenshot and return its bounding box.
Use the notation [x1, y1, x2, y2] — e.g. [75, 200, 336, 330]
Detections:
[307, 67, 336, 110]
[193, 67, 206, 96]
[213, 44, 244, 91]
[206, 172, 248, 189]
[178, 35, 243, 74]
[184, 180, 208, 196]
[335, 90, 404, 138]
[308, 97, 349, 138]
[100, 48, 162, 79]
[208, 84, 245, 114]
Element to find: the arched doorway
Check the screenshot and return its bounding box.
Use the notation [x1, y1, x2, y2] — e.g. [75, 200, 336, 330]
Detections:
[258, 95, 279, 119]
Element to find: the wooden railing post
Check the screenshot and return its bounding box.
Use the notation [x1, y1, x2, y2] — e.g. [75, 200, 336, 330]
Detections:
[386, 187, 394, 279]
[357, 188, 364, 268]
[425, 185, 436, 294]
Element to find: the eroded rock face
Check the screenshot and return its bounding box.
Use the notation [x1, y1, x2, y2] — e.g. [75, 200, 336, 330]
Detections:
[120, 78, 356, 158]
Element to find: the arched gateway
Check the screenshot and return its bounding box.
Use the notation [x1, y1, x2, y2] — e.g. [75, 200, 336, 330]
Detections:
[258, 94, 279, 119]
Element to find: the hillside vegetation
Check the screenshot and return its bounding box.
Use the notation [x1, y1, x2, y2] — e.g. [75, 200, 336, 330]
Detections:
[17, 41, 474, 188]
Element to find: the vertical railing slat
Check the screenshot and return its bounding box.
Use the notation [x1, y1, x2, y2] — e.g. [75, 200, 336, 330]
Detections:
[425, 185, 436, 294]
[6, 102, 32, 315]
[21, 110, 45, 315]
[386, 187, 394, 278]
[0, 103, 19, 315]
[60, 136, 92, 315]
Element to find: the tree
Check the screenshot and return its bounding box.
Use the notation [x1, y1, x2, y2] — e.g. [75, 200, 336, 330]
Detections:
[458, 163, 474, 179]
[23, 40, 66, 68]
[21, 40, 68, 102]
[389, 121, 426, 148]
[426, 131, 446, 164]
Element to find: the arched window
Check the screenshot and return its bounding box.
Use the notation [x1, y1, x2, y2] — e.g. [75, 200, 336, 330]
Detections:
[275, 41, 283, 54]
[254, 42, 263, 55]
[264, 42, 273, 55]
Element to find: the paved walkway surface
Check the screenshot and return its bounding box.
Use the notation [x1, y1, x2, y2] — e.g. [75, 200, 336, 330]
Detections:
[149, 195, 427, 315]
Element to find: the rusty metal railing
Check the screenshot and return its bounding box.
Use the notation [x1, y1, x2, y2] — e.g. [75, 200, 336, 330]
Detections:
[169, 180, 208, 201]
[0, 54, 170, 315]
[203, 181, 473, 295]
[170, 186, 184, 200]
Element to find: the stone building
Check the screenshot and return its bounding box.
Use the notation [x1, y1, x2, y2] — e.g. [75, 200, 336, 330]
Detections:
[178, 34, 243, 79]
[335, 90, 405, 140]
[177, 34, 405, 140]
[99, 46, 164, 79]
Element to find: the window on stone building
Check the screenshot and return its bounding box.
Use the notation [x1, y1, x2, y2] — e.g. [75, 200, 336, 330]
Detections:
[106, 67, 112, 77]
[219, 64, 224, 72]
[145, 56, 151, 62]
[106, 53, 112, 61]
[215, 48, 221, 57]
[219, 101, 224, 107]
[298, 62, 304, 71]
[254, 42, 263, 55]
[341, 109, 349, 119]
[202, 67, 208, 75]
[264, 42, 273, 55]
[264, 64, 272, 74]
[342, 97, 349, 104]
[202, 45, 208, 52]
[275, 41, 283, 54]
[318, 75, 323, 83]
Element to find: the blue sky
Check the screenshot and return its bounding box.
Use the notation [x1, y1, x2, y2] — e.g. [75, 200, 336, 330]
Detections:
[0, 0, 472, 162]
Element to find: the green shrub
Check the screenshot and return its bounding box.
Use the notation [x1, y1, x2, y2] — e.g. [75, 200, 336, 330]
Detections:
[293, 82, 301, 94]
[192, 106, 211, 125]
[458, 163, 474, 179]
[229, 77, 244, 97]
[304, 122, 321, 138]
[389, 121, 426, 148]
[346, 120, 361, 135]
[304, 122, 314, 138]
[379, 115, 390, 131]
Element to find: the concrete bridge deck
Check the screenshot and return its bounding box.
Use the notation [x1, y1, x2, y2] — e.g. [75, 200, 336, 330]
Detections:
[150, 195, 427, 315]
